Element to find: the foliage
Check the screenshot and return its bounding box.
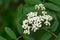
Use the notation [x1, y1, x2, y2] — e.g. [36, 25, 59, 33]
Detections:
[0, 0, 60, 40]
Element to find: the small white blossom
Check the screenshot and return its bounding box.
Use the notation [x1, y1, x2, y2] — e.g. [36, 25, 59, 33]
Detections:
[39, 3, 46, 10]
[35, 3, 46, 10]
[44, 21, 50, 26]
[39, 3, 44, 7]
[39, 15, 44, 21]
[22, 25, 28, 29]
[28, 18, 33, 24]
[23, 26, 30, 34]
[47, 15, 53, 21]
[22, 3, 53, 35]
[27, 12, 37, 18]
[23, 30, 30, 35]
[42, 11, 47, 15]
[22, 19, 28, 29]
[23, 19, 28, 25]
[42, 15, 52, 21]
[31, 24, 38, 32]
[35, 4, 39, 10]
[33, 20, 42, 27]
[34, 27, 38, 32]
[41, 7, 46, 10]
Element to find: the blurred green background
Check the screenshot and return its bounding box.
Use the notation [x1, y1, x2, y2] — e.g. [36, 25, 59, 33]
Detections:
[0, 0, 60, 40]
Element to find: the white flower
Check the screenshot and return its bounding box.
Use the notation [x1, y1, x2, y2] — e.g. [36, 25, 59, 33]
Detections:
[23, 19, 28, 25]
[41, 7, 46, 10]
[28, 18, 33, 24]
[32, 16, 39, 22]
[39, 3, 46, 10]
[23, 30, 30, 35]
[39, 3, 44, 7]
[36, 23, 42, 28]
[34, 27, 38, 32]
[27, 12, 37, 18]
[22, 19, 28, 29]
[44, 21, 50, 26]
[31, 24, 38, 32]
[39, 15, 44, 21]
[27, 26, 31, 31]
[47, 15, 53, 21]
[31, 21, 42, 32]
[42, 15, 52, 21]
[35, 4, 39, 10]
[23, 26, 30, 35]
[35, 3, 46, 10]
[42, 11, 47, 15]
[22, 3, 53, 35]
[33, 19, 42, 27]
[22, 25, 28, 29]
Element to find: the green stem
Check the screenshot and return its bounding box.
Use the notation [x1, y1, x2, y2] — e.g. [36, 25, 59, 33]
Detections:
[16, 35, 22, 40]
[42, 28, 60, 40]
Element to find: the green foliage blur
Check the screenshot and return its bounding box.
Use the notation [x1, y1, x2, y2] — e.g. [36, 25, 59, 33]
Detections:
[0, 0, 60, 40]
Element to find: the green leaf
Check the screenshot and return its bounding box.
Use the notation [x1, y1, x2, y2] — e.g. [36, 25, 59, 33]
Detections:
[40, 32, 51, 40]
[17, 23, 23, 35]
[49, 0, 60, 6]
[24, 6, 36, 14]
[56, 12, 60, 18]
[23, 35, 34, 40]
[5, 27, 17, 39]
[0, 36, 7, 40]
[44, 3, 60, 12]
[33, 29, 52, 40]
[17, 4, 26, 23]
[25, 0, 41, 5]
[50, 12, 59, 32]
[16, 4, 24, 35]
[18, 4, 23, 14]
[17, 4, 24, 20]
[32, 29, 47, 40]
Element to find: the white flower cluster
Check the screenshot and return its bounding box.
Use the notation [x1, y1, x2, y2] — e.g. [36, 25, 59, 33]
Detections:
[35, 3, 45, 10]
[22, 3, 53, 35]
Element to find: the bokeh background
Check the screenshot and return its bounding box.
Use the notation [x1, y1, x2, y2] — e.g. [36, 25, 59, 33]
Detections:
[0, 0, 60, 40]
